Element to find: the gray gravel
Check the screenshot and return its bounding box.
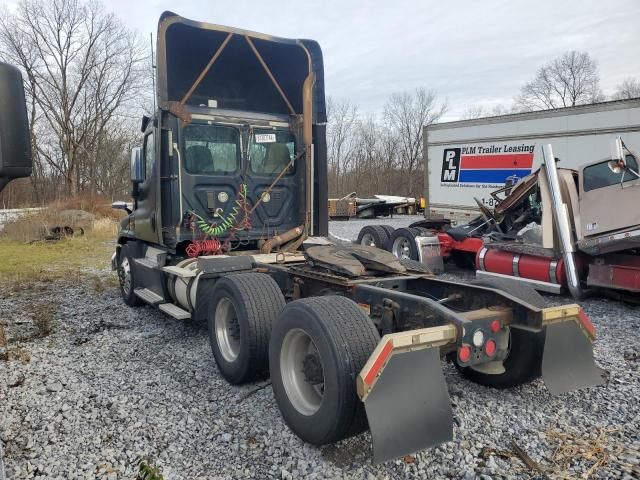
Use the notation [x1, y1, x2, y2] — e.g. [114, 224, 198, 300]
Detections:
[0, 218, 639, 479]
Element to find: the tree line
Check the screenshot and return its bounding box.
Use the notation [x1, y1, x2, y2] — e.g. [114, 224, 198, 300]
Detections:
[0, 0, 150, 207]
[0, 1, 637, 207]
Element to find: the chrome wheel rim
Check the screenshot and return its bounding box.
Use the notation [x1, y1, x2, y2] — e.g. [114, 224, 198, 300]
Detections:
[119, 257, 132, 295]
[280, 328, 324, 416]
[392, 236, 412, 260]
[215, 298, 241, 362]
[361, 232, 376, 247]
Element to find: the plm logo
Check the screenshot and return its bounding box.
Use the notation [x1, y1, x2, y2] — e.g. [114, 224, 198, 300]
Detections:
[441, 148, 460, 182]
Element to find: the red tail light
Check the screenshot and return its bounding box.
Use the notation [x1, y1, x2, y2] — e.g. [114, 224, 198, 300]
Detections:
[458, 344, 471, 363]
[490, 319, 501, 333]
[485, 339, 496, 357]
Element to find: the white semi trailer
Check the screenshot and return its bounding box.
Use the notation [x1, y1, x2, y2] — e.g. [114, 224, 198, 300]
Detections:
[423, 98, 640, 223]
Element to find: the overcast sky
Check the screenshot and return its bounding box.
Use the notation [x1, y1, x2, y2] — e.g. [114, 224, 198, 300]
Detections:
[17, 0, 640, 120]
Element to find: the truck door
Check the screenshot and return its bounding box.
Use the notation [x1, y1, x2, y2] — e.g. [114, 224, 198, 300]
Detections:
[579, 154, 640, 237]
[133, 128, 161, 244]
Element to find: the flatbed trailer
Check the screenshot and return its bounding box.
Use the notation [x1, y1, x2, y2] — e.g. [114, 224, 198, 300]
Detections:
[112, 12, 603, 463]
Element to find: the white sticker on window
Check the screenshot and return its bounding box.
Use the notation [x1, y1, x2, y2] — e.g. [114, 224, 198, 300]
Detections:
[255, 133, 276, 143]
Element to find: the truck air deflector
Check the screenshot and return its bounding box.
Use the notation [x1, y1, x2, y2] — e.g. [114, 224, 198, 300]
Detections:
[156, 12, 322, 117]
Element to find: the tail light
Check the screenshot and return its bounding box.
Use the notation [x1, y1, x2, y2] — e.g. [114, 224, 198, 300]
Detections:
[458, 344, 471, 363]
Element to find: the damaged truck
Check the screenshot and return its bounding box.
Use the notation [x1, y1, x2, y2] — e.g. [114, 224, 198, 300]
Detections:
[360, 139, 640, 302]
[112, 12, 603, 463]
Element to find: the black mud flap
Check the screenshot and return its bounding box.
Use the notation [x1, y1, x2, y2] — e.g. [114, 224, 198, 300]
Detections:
[541, 321, 604, 395]
[364, 347, 453, 464]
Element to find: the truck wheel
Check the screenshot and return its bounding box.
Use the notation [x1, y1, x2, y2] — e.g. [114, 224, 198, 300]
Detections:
[386, 227, 421, 261]
[117, 244, 144, 307]
[269, 296, 380, 445]
[356, 225, 390, 249]
[456, 277, 546, 388]
[380, 225, 395, 237]
[208, 273, 285, 384]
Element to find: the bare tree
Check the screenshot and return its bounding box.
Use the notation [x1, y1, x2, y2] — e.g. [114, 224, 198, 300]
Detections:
[0, 0, 146, 195]
[383, 88, 446, 197]
[516, 51, 603, 111]
[612, 78, 640, 100]
[326, 97, 359, 196]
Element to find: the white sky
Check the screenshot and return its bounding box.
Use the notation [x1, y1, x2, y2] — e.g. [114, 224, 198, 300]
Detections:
[7, 0, 640, 120]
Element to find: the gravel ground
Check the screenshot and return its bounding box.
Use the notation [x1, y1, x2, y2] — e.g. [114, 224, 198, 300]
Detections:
[1, 218, 639, 479]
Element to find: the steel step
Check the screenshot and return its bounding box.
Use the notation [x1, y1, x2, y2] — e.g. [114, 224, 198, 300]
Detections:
[134, 257, 157, 269]
[162, 265, 197, 278]
[134, 288, 164, 305]
[159, 303, 191, 320]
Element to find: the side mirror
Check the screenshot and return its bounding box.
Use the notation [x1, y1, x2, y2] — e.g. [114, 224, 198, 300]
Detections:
[130, 147, 143, 199]
[610, 136, 624, 163]
[607, 159, 624, 175]
[131, 147, 143, 183]
[0, 63, 32, 191]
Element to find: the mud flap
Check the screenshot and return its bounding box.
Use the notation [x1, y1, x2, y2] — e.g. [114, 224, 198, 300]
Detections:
[363, 347, 453, 464]
[542, 321, 603, 395]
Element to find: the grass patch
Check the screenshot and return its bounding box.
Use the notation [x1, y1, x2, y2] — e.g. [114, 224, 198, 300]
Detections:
[136, 459, 164, 480]
[0, 233, 114, 282]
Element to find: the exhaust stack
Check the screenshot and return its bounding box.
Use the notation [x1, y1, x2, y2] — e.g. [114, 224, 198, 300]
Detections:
[542, 144, 583, 299]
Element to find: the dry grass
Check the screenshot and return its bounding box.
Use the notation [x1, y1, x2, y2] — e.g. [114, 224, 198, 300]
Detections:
[0, 346, 31, 363]
[92, 217, 120, 237]
[27, 301, 58, 338]
[545, 427, 635, 478]
[49, 195, 126, 221]
[0, 323, 6, 347]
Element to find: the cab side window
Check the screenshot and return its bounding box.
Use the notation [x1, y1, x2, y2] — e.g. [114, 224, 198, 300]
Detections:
[583, 154, 639, 192]
[143, 132, 155, 180]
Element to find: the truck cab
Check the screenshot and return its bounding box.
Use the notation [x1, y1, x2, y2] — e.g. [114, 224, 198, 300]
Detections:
[578, 142, 640, 242]
[116, 11, 328, 255]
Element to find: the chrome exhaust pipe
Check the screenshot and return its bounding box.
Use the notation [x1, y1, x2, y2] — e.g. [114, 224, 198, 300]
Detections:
[542, 144, 583, 299]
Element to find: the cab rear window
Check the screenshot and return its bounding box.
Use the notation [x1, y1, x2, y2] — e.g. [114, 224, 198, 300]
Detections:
[249, 130, 296, 175]
[583, 154, 639, 192]
[184, 125, 240, 174]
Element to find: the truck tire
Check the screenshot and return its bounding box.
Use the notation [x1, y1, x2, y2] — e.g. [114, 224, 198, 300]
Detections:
[356, 225, 390, 249]
[117, 244, 144, 307]
[208, 273, 285, 384]
[269, 296, 380, 445]
[386, 227, 421, 261]
[380, 225, 395, 237]
[456, 277, 546, 388]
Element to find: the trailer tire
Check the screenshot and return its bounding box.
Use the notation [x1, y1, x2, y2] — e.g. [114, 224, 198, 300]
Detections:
[208, 273, 285, 385]
[117, 244, 144, 307]
[356, 225, 390, 249]
[386, 227, 421, 261]
[456, 277, 546, 388]
[269, 296, 380, 445]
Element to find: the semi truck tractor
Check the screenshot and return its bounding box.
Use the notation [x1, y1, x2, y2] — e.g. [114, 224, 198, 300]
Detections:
[112, 12, 603, 463]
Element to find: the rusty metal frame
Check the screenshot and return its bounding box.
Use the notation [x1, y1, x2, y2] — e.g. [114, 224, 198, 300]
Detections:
[244, 35, 296, 115]
[180, 32, 234, 105]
